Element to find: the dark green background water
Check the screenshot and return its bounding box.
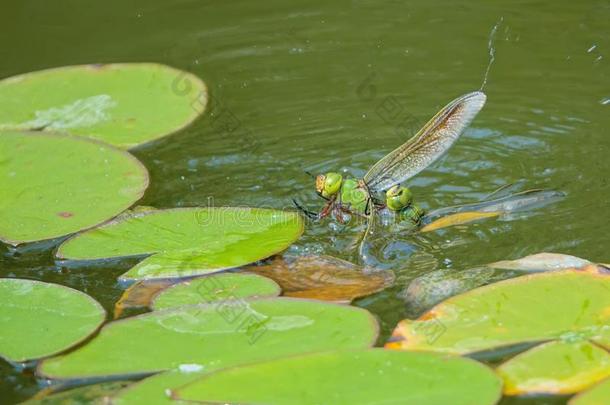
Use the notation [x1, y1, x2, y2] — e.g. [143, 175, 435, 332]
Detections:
[1, 0, 609, 403]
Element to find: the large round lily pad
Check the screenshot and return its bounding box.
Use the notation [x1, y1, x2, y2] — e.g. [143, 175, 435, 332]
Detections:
[0, 279, 105, 362]
[386, 270, 610, 354]
[56, 207, 303, 281]
[0, 131, 148, 245]
[38, 297, 378, 379]
[174, 349, 502, 405]
[151, 273, 281, 310]
[496, 340, 610, 395]
[0, 63, 207, 148]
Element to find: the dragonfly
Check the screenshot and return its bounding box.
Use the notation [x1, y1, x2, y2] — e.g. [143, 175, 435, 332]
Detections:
[295, 91, 487, 251]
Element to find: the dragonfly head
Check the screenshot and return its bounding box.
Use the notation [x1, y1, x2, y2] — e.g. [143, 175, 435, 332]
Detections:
[386, 185, 413, 211]
[315, 172, 343, 199]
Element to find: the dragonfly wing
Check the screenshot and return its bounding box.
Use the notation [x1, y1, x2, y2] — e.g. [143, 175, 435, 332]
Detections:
[364, 91, 487, 192]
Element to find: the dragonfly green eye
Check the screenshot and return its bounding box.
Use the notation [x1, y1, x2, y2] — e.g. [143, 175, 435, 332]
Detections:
[316, 172, 343, 198]
[386, 185, 413, 211]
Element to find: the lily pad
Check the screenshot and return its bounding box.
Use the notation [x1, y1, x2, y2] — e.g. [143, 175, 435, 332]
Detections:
[569, 377, 610, 405]
[111, 368, 205, 405]
[56, 207, 303, 281]
[151, 273, 281, 310]
[386, 270, 610, 355]
[0, 279, 105, 362]
[0, 64, 207, 148]
[0, 131, 148, 245]
[38, 297, 378, 379]
[496, 340, 610, 395]
[245, 255, 395, 303]
[174, 349, 502, 405]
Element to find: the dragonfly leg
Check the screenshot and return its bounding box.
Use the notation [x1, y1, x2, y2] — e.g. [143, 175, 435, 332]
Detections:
[333, 205, 346, 224]
[318, 197, 336, 219]
[337, 204, 367, 219]
[292, 199, 320, 220]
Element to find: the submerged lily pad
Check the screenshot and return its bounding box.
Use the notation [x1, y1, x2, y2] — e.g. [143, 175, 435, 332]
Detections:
[174, 349, 502, 405]
[56, 208, 303, 281]
[151, 273, 281, 310]
[0, 63, 207, 148]
[569, 377, 610, 405]
[38, 297, 378, 379]
[0, 279, 105, 362]
[386, 270, 610, 355]
[245, 255, 394, 303]
[114, 279, 176, 319]
[400, 266, 499, 316]
[0, 131, 148, 245]
[496, 340, 610, 395]
[488, 252, 592, 272]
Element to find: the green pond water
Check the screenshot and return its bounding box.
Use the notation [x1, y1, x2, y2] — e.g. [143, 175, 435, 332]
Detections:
[1, 0, 609, 403]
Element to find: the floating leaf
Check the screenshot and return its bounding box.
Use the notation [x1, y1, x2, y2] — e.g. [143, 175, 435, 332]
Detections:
[22, 381, 131, 404]
[174, 349, 502, 405]
[111, 368, 205, 405]
[0, 64, 207, 148]
[386, 270, 610, 355]
[0, 131, 148, 245]
[420, 211, 500, 232]
[38, 297, 378, 379]
[56, 208, 303, 281]
[488, 252, 592, 272]
[496, 340, 610, 395]
[114, 279, 176, 319]
[151, 273, 281, 310]
[245, 255, 394, 303]
[569, 377, 610, 405]
[0, 279, 105, 362]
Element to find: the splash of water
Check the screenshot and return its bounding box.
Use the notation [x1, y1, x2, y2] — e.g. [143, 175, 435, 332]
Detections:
[480, 17, 504, 91]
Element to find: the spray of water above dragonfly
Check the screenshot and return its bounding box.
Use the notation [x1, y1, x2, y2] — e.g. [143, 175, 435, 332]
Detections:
[294, 91, 487, 259]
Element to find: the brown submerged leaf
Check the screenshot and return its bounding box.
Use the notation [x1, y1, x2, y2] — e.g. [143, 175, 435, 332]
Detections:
[245, 255, 394, 303]
[113, 279, 177, 318]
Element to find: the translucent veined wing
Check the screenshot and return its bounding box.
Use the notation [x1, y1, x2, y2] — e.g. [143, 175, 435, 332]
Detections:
[363, 91, 486, 193]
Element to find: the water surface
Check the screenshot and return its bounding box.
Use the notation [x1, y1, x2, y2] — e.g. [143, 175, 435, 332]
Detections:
[1, 0, 609, 403]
